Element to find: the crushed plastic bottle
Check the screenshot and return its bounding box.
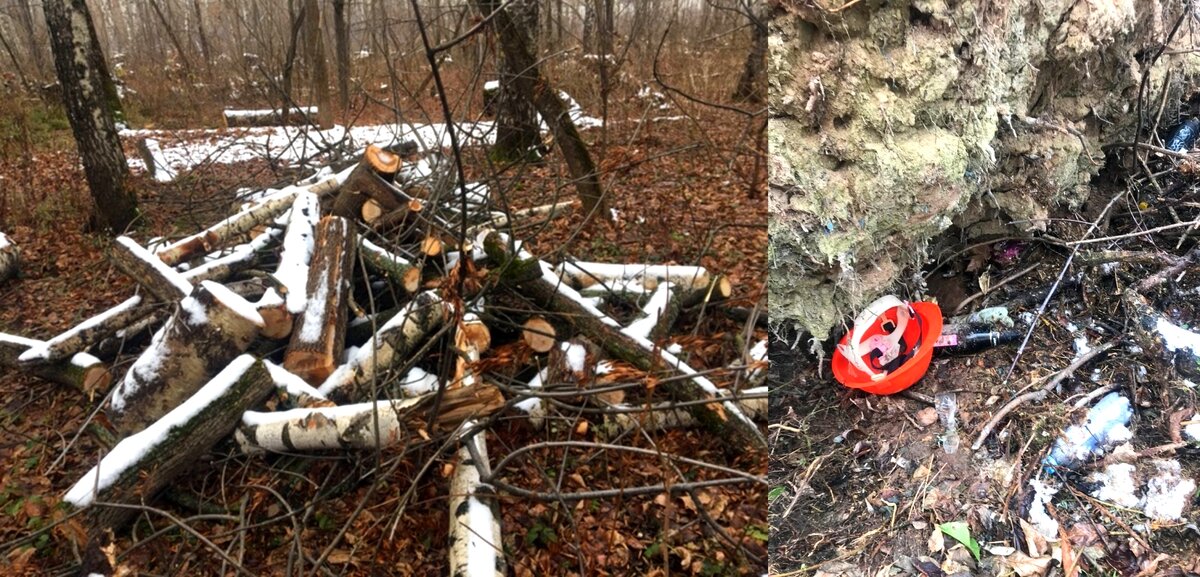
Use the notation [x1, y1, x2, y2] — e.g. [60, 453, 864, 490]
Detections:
[936, 391, 959, 454]
[1044, 393, 1133, 472]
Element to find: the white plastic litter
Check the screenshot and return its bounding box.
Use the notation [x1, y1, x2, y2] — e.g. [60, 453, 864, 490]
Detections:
[1044, 393, 1132, 470]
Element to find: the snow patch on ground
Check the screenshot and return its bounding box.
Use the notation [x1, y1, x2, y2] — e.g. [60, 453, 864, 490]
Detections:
[1185, 412, 1200, 442]
[67, 355, 257, 506]
[400, 367, 440, 396]
[1027, 479, 1060, 539]
[1142, 460, 1196, 521]
[1155, 317, 1200, 355]
[1088, 463, 1140, 508]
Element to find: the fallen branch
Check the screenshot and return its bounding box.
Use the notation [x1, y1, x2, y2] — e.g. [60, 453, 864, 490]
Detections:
[971, 342, 1114, 451]
[0, 333, 111, 393]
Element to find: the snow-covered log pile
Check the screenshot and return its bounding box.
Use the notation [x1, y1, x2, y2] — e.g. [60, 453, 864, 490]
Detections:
[2, 144, 766, 572]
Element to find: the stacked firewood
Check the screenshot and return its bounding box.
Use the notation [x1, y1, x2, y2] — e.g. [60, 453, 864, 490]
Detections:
[0, 145, 766, 575]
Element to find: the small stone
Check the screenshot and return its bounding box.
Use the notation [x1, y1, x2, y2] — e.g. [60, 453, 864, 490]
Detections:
[916, 407, 939, 426]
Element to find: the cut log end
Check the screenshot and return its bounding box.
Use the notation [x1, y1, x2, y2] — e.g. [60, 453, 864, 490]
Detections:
[402, 268, 422, 293]
[421, 235, 443, 257]
[362, 199, 385, 223]
[82, 365, 113, 394]
[522, 316, 556, 353]
[258, 302, 293, 340]
[365, 144, 401, 176]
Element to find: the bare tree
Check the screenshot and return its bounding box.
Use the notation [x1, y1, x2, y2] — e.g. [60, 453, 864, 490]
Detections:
[332, 0, 351, 112]
[733, 1, 766, 103]
[471, 0, 608, 224]
[492, 0, 541, 163]
[43, 0, 139, 232]
[302, 0, 333, 127]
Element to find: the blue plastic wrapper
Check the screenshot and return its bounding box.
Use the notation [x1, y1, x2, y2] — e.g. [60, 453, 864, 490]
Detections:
[1166, 118, 1200, 152]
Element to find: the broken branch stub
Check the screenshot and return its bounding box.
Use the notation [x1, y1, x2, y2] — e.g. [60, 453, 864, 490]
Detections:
[110, 281, 264, 435]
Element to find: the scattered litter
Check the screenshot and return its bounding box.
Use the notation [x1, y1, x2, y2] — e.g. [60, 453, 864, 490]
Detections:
[1044, 393, 1132, 471]
[1166, 117, 1200, 152]
[935, 392, 959, 454]
[968, 306, 1014, 328]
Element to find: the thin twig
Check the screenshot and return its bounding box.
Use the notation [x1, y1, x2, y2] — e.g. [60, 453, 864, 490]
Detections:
[972, 343, 1114, 451]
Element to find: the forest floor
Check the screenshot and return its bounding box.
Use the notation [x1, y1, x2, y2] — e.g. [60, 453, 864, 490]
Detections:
[769, 180, 1200, 576]
[0, 76, 768, 575]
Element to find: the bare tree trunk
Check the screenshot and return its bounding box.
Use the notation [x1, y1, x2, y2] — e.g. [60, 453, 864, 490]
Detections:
[492, 0, 541, 163]
[43, 0, 139, 233]
[471, 0, 608, 225]
[302, 0, 334, 128]
[281, 0, 304, 118]
[192, 0, 212, 66]
[17, 0, 47, 78]
[582, 1, 594, 52]
[333, 0, 351, 112]
[147, 0, 193, 73]
[733, 2, 767, 103]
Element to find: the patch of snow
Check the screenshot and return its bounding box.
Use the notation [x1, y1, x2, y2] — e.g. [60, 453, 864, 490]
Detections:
[1027, 479, 1060, 540]
[1089, 463, 1140, 508]
[201, 281, 264, 327]
[621, 282, 674, 340]
[562, 342, 588, 373]
[1185, 412, 1200, 442]
[1155, 317, 1200, 355]
[117, 237, 193, 297]
[111, 325, 171, 411]
[141, 138, 177, 182]
[0, 232, 10, 249]
[66, 355, 258, 506]
[484, 80, 499, 91]
[1045, 393, 1132, 470]
[297, 265, 331, 342]
[179, 295, 208, 325]
[264, 361, 326, 401]
[400, 367, 440, 396]
[275, 192, 320, 313]
[1142, 460, 1196, 521]
[667, 342, 683, 354]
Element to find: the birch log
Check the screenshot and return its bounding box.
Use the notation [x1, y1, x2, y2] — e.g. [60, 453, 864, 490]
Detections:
[360, 238, 421, 294]
[0, 232, 18, 283]
[110, 282, 264, 435]
[284, 216, 355, 384]
[110, 236, 193, 302]
[597, 387, 768, 439]
[236, 383, 504, 452]
[273, 191, 321, 314]
[318, 291, 449, 401]
[64, 356, 274, 531]
[155, 189, 297, 266]
[484, 233, 766, 449]
[0, 333, 111, 393]
[557, 261, 711, 291]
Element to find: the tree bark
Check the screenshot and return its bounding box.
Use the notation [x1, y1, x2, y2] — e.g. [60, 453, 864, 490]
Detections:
[471, 0, 608, 225]
[284, 216, 355, 384]
[0, 233, 18, 283]
[110, 281, 264, 435]
[333, 0, 351, 112]
[0, 333, 111, 394]
[492, 0, 542, 163]
[302, 0, 334, 128]
[65, 356, 275, 532]
[733, 3, 767, 103]
[43, 0, 139, 233]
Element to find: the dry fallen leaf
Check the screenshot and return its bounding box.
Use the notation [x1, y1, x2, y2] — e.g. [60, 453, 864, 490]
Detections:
[1004, 552, 1052, 577]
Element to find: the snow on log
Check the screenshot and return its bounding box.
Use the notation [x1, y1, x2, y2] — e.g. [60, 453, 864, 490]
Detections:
[273, 191, 321, 314]
[360, 238, 421, 294]
[223, 106, 318, 127]
[448, 425, 505, 577]
[557, 261, 711, 291]
[236, 383, 504, 453]
[110, 236, 193, 302]
[284, 216, 355, 384]
[0, 333, 111, 393]
[155, 188, 297, 266]
[135, 138, 177, 182]
[622, 282, 675, 341]
[745, 339, 767, 387]
[64, 355, 274, 531]
[0, 232, 19, 283]
[484, 233, 765, 449]
[18, 295, 146, 364]
[597, 387, 768, 439]
[256, 288, 293, 340]
[318, 291, 449, 401]
[331, 145, 403, 220]
[1125, 289, 1200, 376]
[110, 281, 264, 435]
